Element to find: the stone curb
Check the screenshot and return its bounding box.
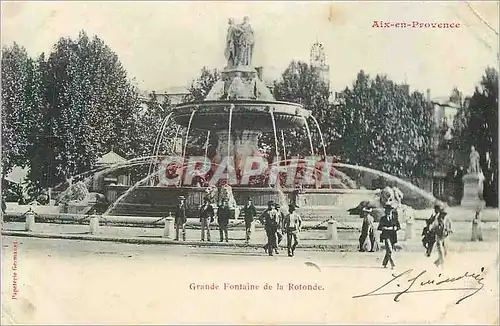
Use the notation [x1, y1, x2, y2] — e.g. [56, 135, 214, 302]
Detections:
[1, 230, 410, 252]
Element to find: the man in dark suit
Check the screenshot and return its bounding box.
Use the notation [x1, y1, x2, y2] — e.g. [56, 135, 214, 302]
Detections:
[199, 197, 214, 241]
[377, 202, 401, 269]
[174, 195, 187, 241]
[242, 197, 257, 244]
[274, 203, 285, 251]
[259, 200, 279, 256]
[217, 198, 231, 242]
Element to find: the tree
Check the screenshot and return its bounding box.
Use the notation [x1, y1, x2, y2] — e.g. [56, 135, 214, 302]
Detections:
[454, 67, 498, 206]
[134, 91, 174, 157]
[332, 70, 433, 179]
[1, 43, 44, 194]
[269, 60, 332, 158]
[183, 67, 220, 102]
[1, 44, 37, 174]
[33, 31, 141, 188]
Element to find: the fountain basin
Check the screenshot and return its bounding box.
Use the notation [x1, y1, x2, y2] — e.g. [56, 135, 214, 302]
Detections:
[173, 100, 310, 132]
[105, 185, 376, 220]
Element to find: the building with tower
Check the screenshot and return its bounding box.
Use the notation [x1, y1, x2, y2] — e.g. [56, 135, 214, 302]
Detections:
[310, 41, 330, 86]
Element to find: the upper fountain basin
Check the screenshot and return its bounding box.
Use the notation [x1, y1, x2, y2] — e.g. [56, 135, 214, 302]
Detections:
[172, 100, 311, 132]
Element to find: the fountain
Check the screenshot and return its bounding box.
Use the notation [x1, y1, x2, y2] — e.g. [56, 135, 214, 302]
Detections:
[101, 17, 429, 220]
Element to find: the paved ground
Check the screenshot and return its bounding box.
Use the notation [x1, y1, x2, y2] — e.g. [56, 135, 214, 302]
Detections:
[1, 236, 499, 324]
[2, 219, 498, 252]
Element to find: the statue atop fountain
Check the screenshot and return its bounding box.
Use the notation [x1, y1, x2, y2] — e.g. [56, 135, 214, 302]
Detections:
[173, 16, 311, 183]
[462, 145, 485, 208]
[224, 16, 254, 68]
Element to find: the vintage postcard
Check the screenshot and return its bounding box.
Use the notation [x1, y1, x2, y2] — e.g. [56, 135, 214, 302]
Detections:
[1, 1, 499, 324]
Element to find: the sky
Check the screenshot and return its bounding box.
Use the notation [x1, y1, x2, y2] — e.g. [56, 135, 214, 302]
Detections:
[2, 1, 499, 98]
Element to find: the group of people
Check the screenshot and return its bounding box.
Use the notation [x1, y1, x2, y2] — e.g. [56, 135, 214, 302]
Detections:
[358, 200, 453, 268]
[421, 202, 453, 266]
[258, 200, 302, 257]
[174, 193, 456, 265]
[172, 195, 232, 243]
[172, 195, 303, 257]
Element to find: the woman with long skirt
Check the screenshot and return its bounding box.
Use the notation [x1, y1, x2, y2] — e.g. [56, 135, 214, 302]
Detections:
[359, 207, 379, 252]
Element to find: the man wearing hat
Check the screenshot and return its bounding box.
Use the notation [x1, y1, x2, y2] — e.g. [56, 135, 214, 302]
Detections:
[259, 200, 279, 256]
[430, 202, 452, 266]
[242, 197, 257, 244]
[217, 198, 231, 242]
[274, 203, 285, 249]
[174, 195, 188, 241]
[377, 201, 400, 268]
[199, 197, 214, 241]
[284, 203, 302, 257]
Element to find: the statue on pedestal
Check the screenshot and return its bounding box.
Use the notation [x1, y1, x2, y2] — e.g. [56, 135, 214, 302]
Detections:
[238, 16, 254, 66]
[461, 145, 485, 207]
[468, 145, 481, 174]
[224, 18, 239, 67]
[224, 16, 254, 68]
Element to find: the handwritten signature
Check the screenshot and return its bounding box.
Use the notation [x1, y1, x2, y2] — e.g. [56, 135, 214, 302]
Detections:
[353, 267, 485, 304]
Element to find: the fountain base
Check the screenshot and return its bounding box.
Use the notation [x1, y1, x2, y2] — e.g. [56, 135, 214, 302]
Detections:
[105, 185, 376, 221]
[214, 130, 261, 167]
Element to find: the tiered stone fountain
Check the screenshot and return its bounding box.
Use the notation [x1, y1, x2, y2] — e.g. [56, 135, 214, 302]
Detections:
[107, 17, 376, 219]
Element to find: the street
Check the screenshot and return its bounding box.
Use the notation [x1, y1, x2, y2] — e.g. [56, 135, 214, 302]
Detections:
[1, 236, 499, 324]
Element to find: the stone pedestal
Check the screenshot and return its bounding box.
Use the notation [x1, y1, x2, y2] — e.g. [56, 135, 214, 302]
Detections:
[471, 219, 484, 241]
[163, 216, 175, 239]
[231, 207, 241, 220]
[89, 216, 99, 235]
[327, 220, 338, 241]
[67, 202, 91, 214]
[461, 173, 485, 208]
[25, 211, 35, 232]
[405, 219, 414, 241]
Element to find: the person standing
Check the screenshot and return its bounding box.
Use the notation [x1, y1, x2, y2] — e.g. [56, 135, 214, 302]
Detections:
[377, 202, 400, 269]
[199, 197, 214, 241]
[284, 204, 302, 257]
[2, 195, 6, 215]
[1, 195, 6, 228]
[217, 198, 230, 242]
[274, 203, 285, 252]
[174, 196, 187, 241]
[358, 207, 379, 252]
[242, 197, 257, 244]
[471, 204, 484, 241]
[431, 204, 453, 267]
[260, 200, 279, 256]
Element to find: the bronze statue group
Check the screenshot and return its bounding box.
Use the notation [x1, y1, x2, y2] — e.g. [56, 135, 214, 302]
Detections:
[358, 200, 453, 268]
[172, 195, 303, 257]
